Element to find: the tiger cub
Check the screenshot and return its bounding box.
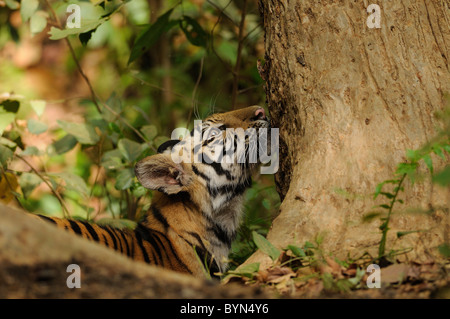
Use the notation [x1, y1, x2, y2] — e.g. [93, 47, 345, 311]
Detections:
[39, 106, 272, 278]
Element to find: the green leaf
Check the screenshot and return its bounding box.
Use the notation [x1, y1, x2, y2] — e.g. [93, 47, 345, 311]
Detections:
[406, 149, 421, 162]
[49, 18, 107, 40]
[438, 243, 450, 258]
[3, 130, 23, 149]
[57, 120, 100, 145]
[380, 192, 394, 199]
[262, 198, 270, 209]
[27, 119, 48, 135]
[423, 154, 433, 174]
[108, 122, 122, 135]
[396, 230, 423, 238]
[19, 172, 42, 198]
[128, 8, 176, 64]
[216, 41, 237, 64]
[396, 162, 418, 176]
[102, 92, 122, 122]
[48, 134, 78, 155]
[346, 268, 366, 286]
[101, 156, 123, 170]
[79, 28, 97, 46]
[180, 16, 209, 47]
[101, 149, 124, 170]
[432, 166, 450, 187]
[229, 262, 260, 278]
[252, 231, 280, 261]
[0, 145, 13, 166]
[30, 11, 48, 35]
[118, 138, 145, 162]
[0, 137, 16, 148]
[29, 100, 46, 117]
[20, 146, 40, 156]
[141, 125, 157, 141]
[393, 186, 404, 193]
[373, 179, 400, 199]
[20, 0, 39, 23]
[103, 148, 123, 160]
[5, 0, 19, 10]
[304, 241, 315, 249]
[49, 172, 89, 198]
[237, 262, 260, 274]
[362, 211, 384, 222]
[287, 245, 306, 257]
[132, 184, 147, 197]
[433, 145, 445, 159]
[0, 99, 20, 113]
[115, 168, 134, 190]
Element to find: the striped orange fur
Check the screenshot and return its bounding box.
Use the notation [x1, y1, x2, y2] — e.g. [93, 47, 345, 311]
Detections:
[38, 106, 271, 278]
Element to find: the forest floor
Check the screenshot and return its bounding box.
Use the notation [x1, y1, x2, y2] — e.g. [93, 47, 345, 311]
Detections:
[222, 257, 450, 299]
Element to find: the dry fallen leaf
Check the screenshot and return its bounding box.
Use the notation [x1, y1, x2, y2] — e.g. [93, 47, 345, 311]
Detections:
[380, 264, 419, 285]
[266, 266, 295, 284]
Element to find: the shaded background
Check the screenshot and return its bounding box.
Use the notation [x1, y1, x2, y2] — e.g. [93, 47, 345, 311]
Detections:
[0, 0, 279, 267]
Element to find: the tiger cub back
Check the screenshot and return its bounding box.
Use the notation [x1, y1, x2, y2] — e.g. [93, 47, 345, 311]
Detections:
[38, 106, 272, 278]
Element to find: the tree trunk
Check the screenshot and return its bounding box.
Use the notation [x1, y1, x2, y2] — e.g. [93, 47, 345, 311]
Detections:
[252, 0, 450, 268]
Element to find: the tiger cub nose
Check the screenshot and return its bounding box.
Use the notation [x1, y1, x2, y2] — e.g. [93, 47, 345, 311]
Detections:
[255, 108, 266, 120]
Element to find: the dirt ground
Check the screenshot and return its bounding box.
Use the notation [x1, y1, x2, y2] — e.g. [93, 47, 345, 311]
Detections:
[225, 259, 450, 299]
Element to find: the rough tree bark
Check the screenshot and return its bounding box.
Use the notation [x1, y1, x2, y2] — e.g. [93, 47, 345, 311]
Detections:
[249, 0, 450, 268]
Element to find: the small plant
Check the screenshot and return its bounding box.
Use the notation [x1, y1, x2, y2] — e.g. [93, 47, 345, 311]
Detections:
[222, 231, 368, 295]
[365, 100, 450, 263]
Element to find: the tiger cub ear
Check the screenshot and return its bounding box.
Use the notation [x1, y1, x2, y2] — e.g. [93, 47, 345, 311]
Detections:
[134, 154, 192, 195]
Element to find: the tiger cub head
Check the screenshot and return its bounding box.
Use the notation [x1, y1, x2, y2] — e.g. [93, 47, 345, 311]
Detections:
[134, 106, 271, 272]
[135, 105, 271, 217]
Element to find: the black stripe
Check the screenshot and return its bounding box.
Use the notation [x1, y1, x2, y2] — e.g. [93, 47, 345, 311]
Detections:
[151, 231, 173, 268]
[208, 161, 233, 180]
[205, 215, 232, 247]
[192, 165, 210, 182]
[155, 230, 192, 274]
[134, 227, 152, 263]
[81, 222, 100, 242]
[157, 139, 181, 154]
[152, 207, 169, 231]
[38, 215, 57, 224]
[210, 224, 232, 246]
[145, 231, 164, 264]
[194, 246, 220, 276]
[109, 227, 124, 253]
[187, 231, 207, 252]
[135, 224, 159, 264]
[180, 236, 194, 247]
[118, 231, 131, 257]
[102, 226, 118, 251]
[194, 143, 202, 155]
[202, 137, 213, 147]
[178, 235, 220, 278]
[101, 233, 109, 247]
[208, 177, 252, 197]
[68, 220, 82, 235]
